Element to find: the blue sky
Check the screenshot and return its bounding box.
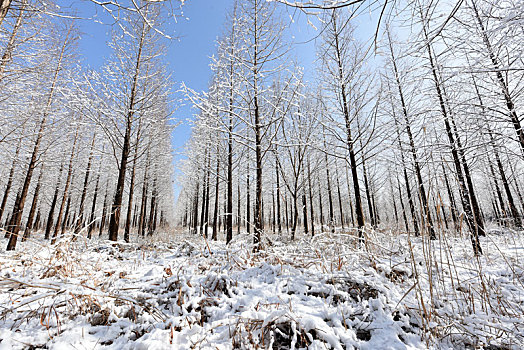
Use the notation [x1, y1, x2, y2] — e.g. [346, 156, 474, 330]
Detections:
[75, 0, 381, 199]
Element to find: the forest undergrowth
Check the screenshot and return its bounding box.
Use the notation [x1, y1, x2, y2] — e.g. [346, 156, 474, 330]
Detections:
[1, 226, 523, 349]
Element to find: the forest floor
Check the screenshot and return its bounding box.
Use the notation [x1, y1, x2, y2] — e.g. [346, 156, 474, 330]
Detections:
[1, 226, 523, 349]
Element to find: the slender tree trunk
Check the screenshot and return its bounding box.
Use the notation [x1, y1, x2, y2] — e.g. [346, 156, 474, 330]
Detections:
[487, 155, 507, 217]
[0, 0, 13, 33]
[204, 156, 211, 239]
[441, 161, 459, 231]
[284, 191, 289, 233]
[87, 170, 101, 239]
[418, 10, 481, 252]
[307, 158, 315, 236]
[324, 152, 335, 232]
[387, 29, 434, 239]
[302, 185, 308, 235]
[508, 160, 524, 215]
[108, 19, 147, 242]
[22, 164, 44, 241]
[0, 0, 25, 78]
[254, 97, 263, 247]
[291, 192, 298, 240]
[199, 161, 207, 236]
[124, 144, 139, 242]
[361, 155, 375, 227]
[246, 162, 251, 235]
[395, 173, 410, 232]
[318, 175, 324, 231]
[75, 134, 96, 237]
[99, 178, 110, 238]
[34, 209, 41, 231]
[492, 138, 521, 226]
[275, 157, 282, 235]
[470, 1, 524, 155]
[331, 16, 365, 237]
[335, 164, 345, 229]
[0, 133, 22, 224]
[237, 175, 241, 235]
[389, 175, 399, 229]
[138, 155, 151, 237]
[191, 181, 199, 235]
[51, 128, 79, 244]
[60, 196, 72, 234]
[344, 163, 355, 226]
[44, 160, 65, 240]
[147, 176, 157, 236]
[6, 23, 72, 251]
[391, 105, 419, 236]
[225, 127, 233, 240]
[5, 31, 70, 250]
[212, 152, 220, 241]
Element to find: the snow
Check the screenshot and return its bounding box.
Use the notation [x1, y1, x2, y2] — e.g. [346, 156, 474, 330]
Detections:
[1, 227, 523, 349]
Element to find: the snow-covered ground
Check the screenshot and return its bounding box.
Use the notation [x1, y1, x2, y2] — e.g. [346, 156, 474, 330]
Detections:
[1, 227, 523, 349]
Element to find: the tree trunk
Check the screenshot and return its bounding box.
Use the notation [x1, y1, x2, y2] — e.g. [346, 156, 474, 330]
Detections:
[470, 0, 524, 155]
[441, 161, 459, 231]
[87, 170, 101, 239]
[75, 134, 96, 237]
[0, 0, 12, 30]
[302, 185, 308, 236]
[307, 158, 315, 236]
[124, 123, 142, 242]
[147, 176, 157, 236]
[0, 0, 24, 78]
[203, 155, 211, 239]
[395, 173, 410, 232]
[0, 133, 22, 224]
[212, 152, 220, 240]
[6, 23, 72, 251]
[387, 29, 434, 239]
[108, 19, 147, 242]
[335, 164, 345, 229]
[246, 162, 251, 235]
[418, 10, 481, 252]
[330, 14, 365, 238]
[237, 176, 241, 235]
[318, 175, 324, 231]
[51, 128, 79, 244]
[361, 155, 375, 227]
[44, 160, 65, 240]
[324, 152, 335, 232]
[22, 165, 44, 241]
[138, 155, 150, 237]
[99, 178, 110, 238]
[391, 106, 419, 236]
[60, 196, 72, 234]
[191, 181, 199, 235]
